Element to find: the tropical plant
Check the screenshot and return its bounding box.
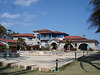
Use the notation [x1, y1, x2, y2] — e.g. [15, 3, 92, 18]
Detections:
[17, 38, 26, 50]
[65, 39, 73, 51]
[88, 48, 94, 51]
[88, 0, 100, 33]
[71, 47, 77, 51]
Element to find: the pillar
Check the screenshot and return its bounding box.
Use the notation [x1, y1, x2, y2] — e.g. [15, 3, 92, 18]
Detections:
[48, 34, 49, 40]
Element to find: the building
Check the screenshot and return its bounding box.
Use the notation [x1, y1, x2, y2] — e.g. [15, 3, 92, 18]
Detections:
[49, 36, 99, 50]
[12, 29, 99, 50]
[0, 38, 17, 48]
[13, 33, 37, 46]
[33, 29, 69, 47]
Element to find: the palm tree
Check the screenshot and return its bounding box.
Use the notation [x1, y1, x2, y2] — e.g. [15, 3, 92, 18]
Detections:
[17, 38, 26, 51]
[65, 39, 73, 51]
[88, 0, 100, 33]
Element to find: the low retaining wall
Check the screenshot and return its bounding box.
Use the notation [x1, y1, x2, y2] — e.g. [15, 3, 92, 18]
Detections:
[0, 61, 53, 72]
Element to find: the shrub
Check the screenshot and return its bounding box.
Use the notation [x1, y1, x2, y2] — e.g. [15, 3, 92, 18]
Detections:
[41, 46, 50, 51]
[0, 45, 9, 52]
[88, 48, 94, 51]
[9, 44, 17, 49]
[71, 47, 77, 51]
[32, 45, 39, 50]
[26, 45, 32, 50]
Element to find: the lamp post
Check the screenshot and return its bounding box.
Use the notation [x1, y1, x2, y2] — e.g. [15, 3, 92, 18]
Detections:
[55, 59, 59, 72]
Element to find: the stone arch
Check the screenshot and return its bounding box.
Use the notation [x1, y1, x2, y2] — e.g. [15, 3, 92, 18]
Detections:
[51, 42, 57, 49]
[79, 43, 89, 50]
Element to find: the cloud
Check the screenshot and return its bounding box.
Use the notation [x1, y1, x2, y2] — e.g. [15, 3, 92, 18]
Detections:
[0, 21, 15, 27]
[0, 12, 20, 19]
[14, 0, 39, 7]
[23, 12, 37, 21]
[0, 12, 37, 27]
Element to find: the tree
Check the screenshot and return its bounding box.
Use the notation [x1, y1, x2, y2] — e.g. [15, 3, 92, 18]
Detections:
[0, 24, 7, 38]
[17, 38, 26, 50]
[0, 24, 19, 39]
[6, 29, 19, 39]
[65, 39, 73, 51]
[88, 0, 100, 33]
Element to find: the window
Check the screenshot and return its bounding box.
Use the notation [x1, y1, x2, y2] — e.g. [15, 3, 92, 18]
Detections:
[37, 34, 40, 37]
[28, 44, 32, 46]
[44, 34, 46, 37]
[37, 42, 40, 45]
[28, 38, 32, 40]
[45, 43, 48, 47]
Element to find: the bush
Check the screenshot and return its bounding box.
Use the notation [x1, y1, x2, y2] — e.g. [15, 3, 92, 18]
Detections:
[88, 48, 94, 51]
[32, 45, 39, 50]
[26, 45, 32, 50]
[9, 44, 17, 49]
[0, 45, 9, 52]
[41, 46, 49, 51]
[71, 47, 77, 51]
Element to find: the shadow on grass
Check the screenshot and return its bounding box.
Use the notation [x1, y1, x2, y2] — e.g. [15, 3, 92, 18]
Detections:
[0, 66, 36, 75]
[77, 53, 100, 72]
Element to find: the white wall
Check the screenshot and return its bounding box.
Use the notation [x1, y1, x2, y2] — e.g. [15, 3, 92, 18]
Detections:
[0, 40, 9, 48]
[13, 37, 40, 45]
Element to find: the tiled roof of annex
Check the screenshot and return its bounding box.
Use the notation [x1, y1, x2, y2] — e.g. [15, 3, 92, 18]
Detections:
[63, 36, 98, 42]
[63, 36, 86, 40]
[13, 33, 36, 38]
[33, 29, 69, 35]
[0, 38, 17, 43]
[0, 41, 5, 45]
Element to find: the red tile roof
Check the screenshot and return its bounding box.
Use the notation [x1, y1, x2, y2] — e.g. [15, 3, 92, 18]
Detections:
[54, 38, 65, 42]
[0, 41, 5, 45]
[34, 29, 52, 32]
[63, 36, 86, 40]
[33, 29, 69, 35]
[0, 38, 17, 43]
[63, 36, 98, 43]
[53, 31, 62, 33]
[13, 33, 36, 37]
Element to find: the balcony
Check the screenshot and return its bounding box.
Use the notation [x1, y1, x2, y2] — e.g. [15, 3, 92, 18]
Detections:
[40, 37, 53, 40]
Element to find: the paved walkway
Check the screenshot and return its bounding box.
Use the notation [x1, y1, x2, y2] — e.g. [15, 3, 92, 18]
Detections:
[0, 51, 97, 71]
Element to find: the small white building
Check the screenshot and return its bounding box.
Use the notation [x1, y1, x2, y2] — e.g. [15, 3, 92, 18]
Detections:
[0, 38, 17, 48]
[13, 33, 40, 46]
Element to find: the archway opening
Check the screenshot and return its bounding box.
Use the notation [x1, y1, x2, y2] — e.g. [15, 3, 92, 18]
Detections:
[79, 43, 89, 50]
[51, 43, 57, 49]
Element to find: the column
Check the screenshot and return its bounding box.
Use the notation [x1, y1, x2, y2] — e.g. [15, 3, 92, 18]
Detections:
[57, 34, 58, 38]
[40, 34, 41, 40]
[48, 34, 49, 40]
[43, 34, 44, 40]
[51, 34, 52, 39]
[63, 34, 64, 37]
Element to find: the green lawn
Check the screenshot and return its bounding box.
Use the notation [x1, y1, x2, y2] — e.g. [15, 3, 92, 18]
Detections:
[0, 59, 99, 75]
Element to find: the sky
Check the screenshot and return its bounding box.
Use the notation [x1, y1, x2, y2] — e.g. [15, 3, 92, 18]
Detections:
[0, 0, 100, 49]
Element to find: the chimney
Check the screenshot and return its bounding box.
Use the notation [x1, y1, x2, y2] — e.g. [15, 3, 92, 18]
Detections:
[83, 35, 86, 38]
